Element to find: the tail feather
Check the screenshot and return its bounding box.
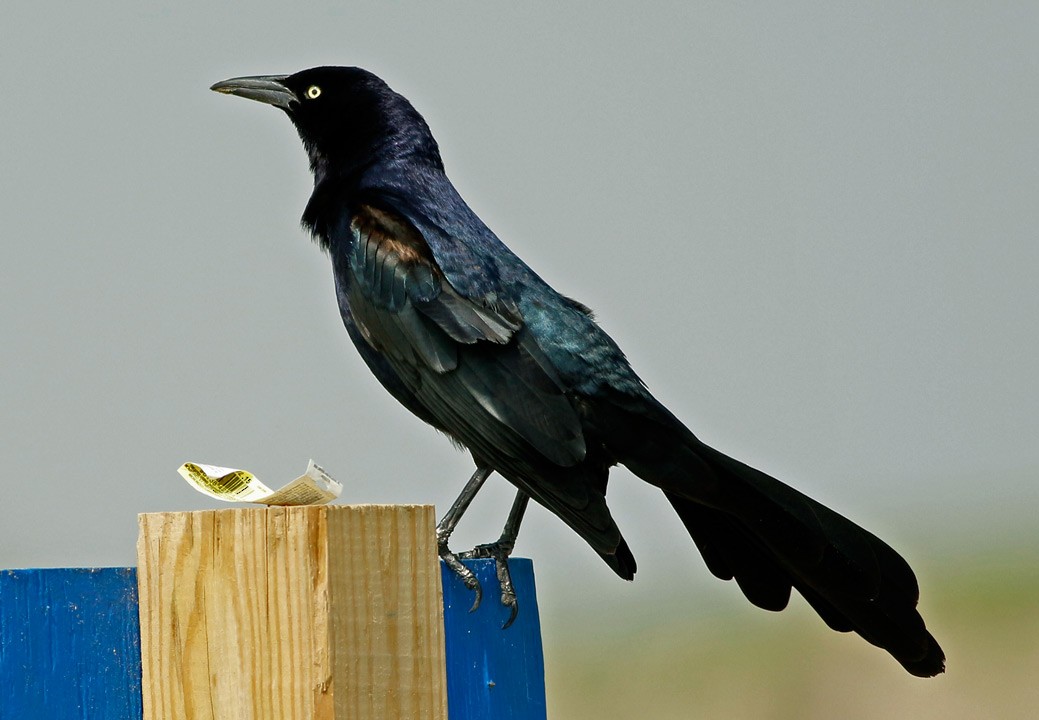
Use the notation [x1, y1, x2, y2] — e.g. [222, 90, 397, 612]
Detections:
[667, 494, 793, 611]
[593, 392, 945, 676]
[672, 443, 945, 677]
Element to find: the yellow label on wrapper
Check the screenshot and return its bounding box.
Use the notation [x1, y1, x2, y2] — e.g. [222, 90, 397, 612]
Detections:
[177, 460, 342, 506]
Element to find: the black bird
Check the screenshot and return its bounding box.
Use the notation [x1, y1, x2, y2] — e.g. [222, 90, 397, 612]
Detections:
[211, 66, 945, 677]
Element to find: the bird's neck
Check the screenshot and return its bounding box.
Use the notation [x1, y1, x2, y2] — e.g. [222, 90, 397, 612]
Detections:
[302, 138, 442, 252]
[301, 99, 444, 248]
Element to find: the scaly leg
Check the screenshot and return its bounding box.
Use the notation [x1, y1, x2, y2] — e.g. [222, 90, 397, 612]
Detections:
[436, 466, 493, 611]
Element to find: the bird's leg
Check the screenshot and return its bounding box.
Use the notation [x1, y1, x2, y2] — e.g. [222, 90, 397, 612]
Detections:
[459, 490, 530, 628]
[436, 466, 493, 611]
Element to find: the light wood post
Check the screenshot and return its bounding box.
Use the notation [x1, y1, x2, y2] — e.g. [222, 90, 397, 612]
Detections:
[136, 505, 448, 720]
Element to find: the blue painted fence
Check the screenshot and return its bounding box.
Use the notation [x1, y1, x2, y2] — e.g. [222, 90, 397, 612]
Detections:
[0, 560, 545, 720]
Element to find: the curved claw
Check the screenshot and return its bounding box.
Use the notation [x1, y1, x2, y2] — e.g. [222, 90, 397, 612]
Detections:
[468, 577, 483, 613]
[495, 554, 519, 629]
[501, 594, 519, 629]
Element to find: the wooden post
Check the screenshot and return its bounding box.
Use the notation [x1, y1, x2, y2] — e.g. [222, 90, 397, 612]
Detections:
[136, 505, 448, 720]
[0, 567, 143, 720]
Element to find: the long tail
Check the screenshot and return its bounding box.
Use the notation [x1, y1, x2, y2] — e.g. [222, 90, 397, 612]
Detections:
[595, 392, 946, 677]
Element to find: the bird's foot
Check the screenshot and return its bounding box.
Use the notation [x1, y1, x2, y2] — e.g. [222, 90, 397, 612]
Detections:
[437, 530, 483, 612]
[459, 539, 519, 628]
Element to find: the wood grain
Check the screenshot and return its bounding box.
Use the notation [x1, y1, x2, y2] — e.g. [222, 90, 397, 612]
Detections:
[136, 505, 447, 720]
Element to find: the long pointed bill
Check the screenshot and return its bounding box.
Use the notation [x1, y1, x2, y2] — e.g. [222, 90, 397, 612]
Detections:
[210, 75, 296, 109]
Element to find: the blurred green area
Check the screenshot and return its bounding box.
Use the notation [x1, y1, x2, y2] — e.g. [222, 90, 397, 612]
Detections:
[544, 547, 1039, 719]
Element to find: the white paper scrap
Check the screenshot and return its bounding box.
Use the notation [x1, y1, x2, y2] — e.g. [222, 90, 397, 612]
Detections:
[177, 460, 342, 506]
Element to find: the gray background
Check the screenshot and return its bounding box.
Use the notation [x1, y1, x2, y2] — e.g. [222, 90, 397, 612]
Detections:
[2, 0, 1036, 689]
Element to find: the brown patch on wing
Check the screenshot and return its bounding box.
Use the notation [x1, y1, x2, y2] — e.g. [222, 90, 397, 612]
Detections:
[351, 204, 432, 264]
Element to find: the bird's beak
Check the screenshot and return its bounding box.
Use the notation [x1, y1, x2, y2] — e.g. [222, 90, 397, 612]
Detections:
[210, 75, 296, 110]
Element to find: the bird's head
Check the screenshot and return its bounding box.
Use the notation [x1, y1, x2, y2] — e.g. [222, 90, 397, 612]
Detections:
[211, 66, 442, 182]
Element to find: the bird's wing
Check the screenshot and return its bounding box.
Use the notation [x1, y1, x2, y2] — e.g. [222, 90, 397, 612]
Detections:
[346, 204, 587, 471]
[344, 203, 630, 559]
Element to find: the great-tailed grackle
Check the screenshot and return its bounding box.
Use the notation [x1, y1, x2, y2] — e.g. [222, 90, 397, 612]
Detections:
[212, 66, 945, 676]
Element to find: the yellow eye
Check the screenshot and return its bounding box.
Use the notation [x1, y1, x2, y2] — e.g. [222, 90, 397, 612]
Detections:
[306, 85, 321, 99]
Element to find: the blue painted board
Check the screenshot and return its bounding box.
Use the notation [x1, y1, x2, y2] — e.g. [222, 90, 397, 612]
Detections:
[0, 567, 142, 720]
[441, 558, 547, 720]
